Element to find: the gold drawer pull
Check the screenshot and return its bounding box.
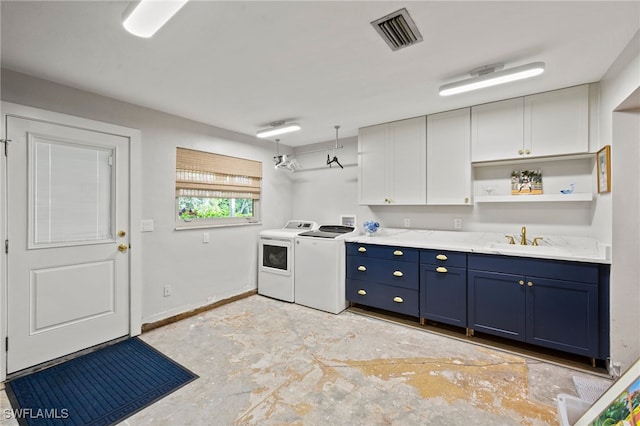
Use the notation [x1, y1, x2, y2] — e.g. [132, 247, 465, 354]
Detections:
[436, 254, 448, 261]
[519, 280, 525, 286]
[436, 267, 448, 273]
[358, 247, 367, 252]
[527, 281, 533, 287]
[358, 289, 367, 296]
[393, 296, 403, 303]
[358, 266, 367, 272]
[393, 271, 403, 277]
[393, 250, 403, 256]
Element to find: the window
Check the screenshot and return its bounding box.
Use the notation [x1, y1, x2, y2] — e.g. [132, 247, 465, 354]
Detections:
[175, 147, 262, 228]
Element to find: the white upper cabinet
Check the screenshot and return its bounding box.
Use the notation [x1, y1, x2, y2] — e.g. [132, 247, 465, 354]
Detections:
[524, 84, 589, 158]
[427, 108, 472, 205]
[358, 116, 426, 205]
[471, 85, 590, 162]
[471, 98, 524, 162]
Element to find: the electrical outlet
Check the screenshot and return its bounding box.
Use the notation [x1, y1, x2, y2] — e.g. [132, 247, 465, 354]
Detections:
[453, 218, 463, 229]
[203, 232, 209, 243]
[163, 285, 172, 297]
[403, 218, 411, 228]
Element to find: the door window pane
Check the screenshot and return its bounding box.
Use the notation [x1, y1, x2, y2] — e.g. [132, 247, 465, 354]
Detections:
[31, 138, 113, 245]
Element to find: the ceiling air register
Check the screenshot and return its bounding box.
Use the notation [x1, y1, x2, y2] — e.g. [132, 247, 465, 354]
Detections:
[371, 8, 423, 51]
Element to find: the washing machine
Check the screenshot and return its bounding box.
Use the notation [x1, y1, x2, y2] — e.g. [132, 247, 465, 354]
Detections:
[294, 225, 359, 314]
[258, 220, 318, 302]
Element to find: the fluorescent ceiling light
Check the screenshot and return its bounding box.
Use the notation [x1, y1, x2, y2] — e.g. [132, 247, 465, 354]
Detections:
[439, 62, 545, 96]
[256, 122, 301, 139]
[122, 0, 189, 38]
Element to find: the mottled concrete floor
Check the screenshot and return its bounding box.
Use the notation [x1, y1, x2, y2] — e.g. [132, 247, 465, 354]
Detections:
[1, 295, 612, 425]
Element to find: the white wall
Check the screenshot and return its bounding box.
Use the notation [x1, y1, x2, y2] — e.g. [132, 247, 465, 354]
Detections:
[599, 30, 640, 373]
[1, 69, 294, 323]
[290, 137, 359, 224]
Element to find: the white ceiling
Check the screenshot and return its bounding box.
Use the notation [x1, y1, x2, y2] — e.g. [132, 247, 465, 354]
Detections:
[2, 1, 639, 147]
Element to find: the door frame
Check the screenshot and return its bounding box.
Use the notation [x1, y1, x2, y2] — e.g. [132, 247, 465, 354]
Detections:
[0, 102, 142, 381]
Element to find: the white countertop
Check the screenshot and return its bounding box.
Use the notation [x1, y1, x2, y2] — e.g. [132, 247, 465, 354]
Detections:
[346, 228, 611, 264]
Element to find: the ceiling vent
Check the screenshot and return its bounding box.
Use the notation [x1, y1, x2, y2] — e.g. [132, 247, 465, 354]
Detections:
[371, 8, 423, 52]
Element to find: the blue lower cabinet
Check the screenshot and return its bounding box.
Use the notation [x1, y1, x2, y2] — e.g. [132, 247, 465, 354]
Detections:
[526, 277, 598, 357]
[346, 279, 419, 317]
[420, 264, 467, 327]
[346, 243, 419, 317]
[468, 254, 601, 358]
[468, 270, 526, 341]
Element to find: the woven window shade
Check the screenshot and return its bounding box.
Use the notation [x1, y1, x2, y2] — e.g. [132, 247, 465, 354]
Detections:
[176, 148, 262, 199]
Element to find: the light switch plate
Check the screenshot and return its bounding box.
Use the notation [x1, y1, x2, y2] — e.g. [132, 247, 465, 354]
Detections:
[141, 219, 154, 232]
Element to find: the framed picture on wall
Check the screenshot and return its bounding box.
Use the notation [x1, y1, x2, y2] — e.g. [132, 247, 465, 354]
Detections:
[597, 145, 612, 194]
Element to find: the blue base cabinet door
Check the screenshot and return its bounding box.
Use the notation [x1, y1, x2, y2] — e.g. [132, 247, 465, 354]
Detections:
[468, 270, 527, 342]
[527, 277, 598, 357]
[421, 265, 467, 327]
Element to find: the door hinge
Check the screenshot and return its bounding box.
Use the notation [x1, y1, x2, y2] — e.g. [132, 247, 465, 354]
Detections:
[5, 337, 8, 352]
[4, 240, 7, 254]
[2, 139, 11, 156]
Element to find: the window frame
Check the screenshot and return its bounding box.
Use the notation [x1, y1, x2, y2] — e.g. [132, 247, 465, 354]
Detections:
[174, 147, 262, 230]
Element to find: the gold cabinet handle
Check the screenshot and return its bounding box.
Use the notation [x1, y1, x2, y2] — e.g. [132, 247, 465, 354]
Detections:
[519, 280, 525, 286]
[436, 267, 448, 273]
[358, 266, 367, 272]
[393, 296, 403, 303]
[393, 271, 403, 277]
[118, 230, 126, 238]
[118, 243, 129, 253]
[525, 149, 531, 155]
[527, 281, 533, 287]
[518, 149, 524, 155]
[358, 247, 367, 252]
[393, 250, 403, 256]
[436, 254, 448, 261]
[358, 289, 367, 296]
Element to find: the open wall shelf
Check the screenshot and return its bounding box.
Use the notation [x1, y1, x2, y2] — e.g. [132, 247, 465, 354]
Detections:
[475, 193, 593, 203]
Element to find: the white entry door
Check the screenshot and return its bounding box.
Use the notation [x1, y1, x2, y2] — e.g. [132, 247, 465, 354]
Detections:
[6, 116, 130, 373]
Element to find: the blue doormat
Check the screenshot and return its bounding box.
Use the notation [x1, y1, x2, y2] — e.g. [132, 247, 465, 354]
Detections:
[5, 337, 198, 426]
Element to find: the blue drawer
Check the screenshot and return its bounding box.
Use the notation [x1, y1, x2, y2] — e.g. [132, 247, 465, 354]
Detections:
[346, 256, 419, 290]
[420, 249, 466, 268]
[346, 279, 419, 317]
[346, 243, 419, 262]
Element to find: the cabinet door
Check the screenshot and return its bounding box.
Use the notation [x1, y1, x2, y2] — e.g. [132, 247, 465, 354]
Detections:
[526, 277, 598, 357]
[524, 85, 589, 157]
[421, 264, 466, 327]
[471, 98, 524, 162]
[468, 270, 526, 341]
[358, 123, 389, 205]
[389, 117, 426, 204]
[426, 108, 471, 205]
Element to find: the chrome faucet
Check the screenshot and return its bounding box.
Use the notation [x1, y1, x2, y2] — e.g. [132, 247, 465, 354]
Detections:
[520, 226, 527, 245]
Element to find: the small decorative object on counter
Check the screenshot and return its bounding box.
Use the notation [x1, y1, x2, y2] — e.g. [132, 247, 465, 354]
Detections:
[560, 183, 575, 194]
[363, 221, 380, 235]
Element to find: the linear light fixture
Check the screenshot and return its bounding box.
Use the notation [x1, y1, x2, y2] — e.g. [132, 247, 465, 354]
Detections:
[256, 121, 301, 139]
[439, 62, 545, 97]
[122, 0, 189, 38]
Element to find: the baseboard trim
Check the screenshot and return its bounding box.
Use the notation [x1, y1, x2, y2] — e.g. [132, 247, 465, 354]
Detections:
[141, 290, 257, 333]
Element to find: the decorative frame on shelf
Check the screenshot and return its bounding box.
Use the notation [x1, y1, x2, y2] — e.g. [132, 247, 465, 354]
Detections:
[597, 145, 611, 194]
